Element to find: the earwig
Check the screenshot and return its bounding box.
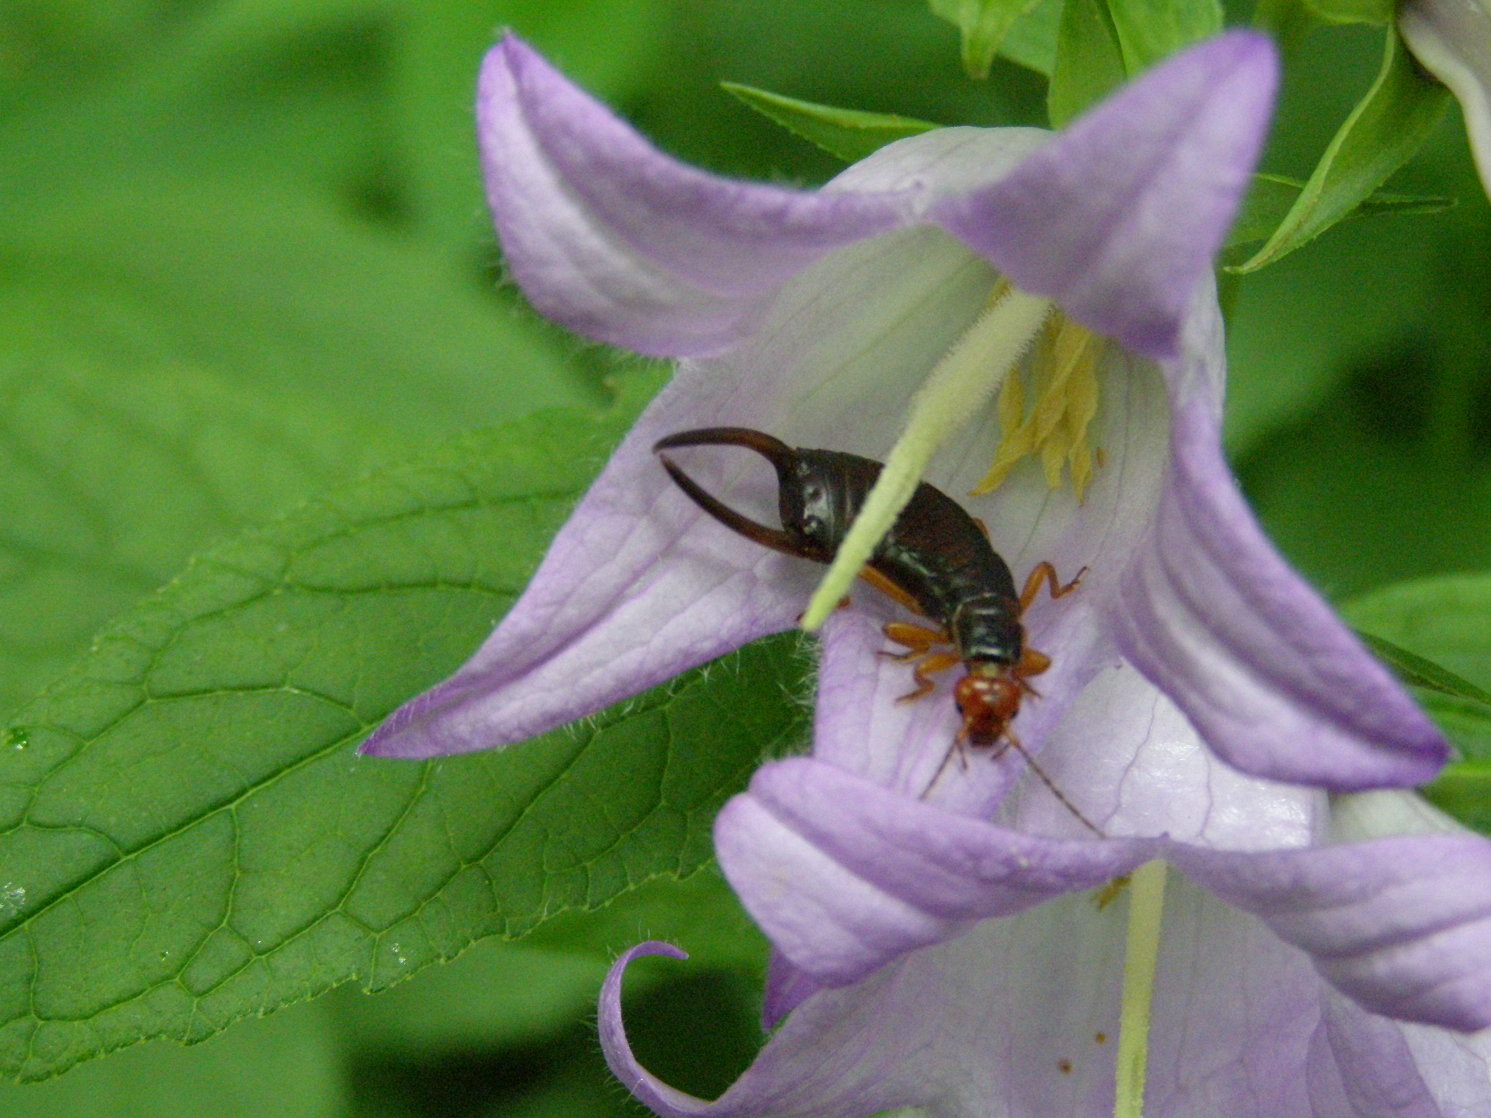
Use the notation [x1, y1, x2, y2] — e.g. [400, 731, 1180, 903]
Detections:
[654, 427, 1098, 833]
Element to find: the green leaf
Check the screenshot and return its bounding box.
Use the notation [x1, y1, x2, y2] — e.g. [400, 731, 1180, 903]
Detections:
[336, 867, 767, 1057]
[0, 1, 389, 208]
[1046, 0, 1220, 116]
[928, 0, 1049, 79]
[1353, 631, 1491, 708]
[1343, 573, 1491, 779]
[1106, 0, 1222, 75]
[1225, 172, 1454, 249]
[0, 178, 600, 436]
[1047, 0, 1127, 127]
[721, 83, 939, 162]
[396, 0, 673, 251]
[0, 391, 810, 1082]
[1222, 196, 1448, 456]
[1342, 573, 1491, 697]
[1422, 696, 1491, 759]
[0, 999, 344, 1118]
[0, 358, 383, 720]
[1234, 28, 1450, 273]
[525, 865, 769, 975]
[1302, 0, 1392, 25]
[997, 0, 1061, 75]
[1422, 762, 1491, 838]
[330, 938, 611, 1055]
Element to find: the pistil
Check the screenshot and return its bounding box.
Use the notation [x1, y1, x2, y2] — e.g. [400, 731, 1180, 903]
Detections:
[1114, 859, 1167, 1118]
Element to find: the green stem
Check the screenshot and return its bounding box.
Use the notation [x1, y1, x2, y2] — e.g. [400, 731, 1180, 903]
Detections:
[1114, 860, 1167, 1118]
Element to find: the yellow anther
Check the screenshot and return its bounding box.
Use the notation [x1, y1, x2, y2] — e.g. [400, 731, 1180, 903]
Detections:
[971, 315, 1102, 501]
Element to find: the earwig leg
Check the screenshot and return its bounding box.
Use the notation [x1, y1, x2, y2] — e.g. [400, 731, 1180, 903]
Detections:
[1015, 646, 1051, 693]
[881, 621, 947, 659]
[896, 651, 962, 703]
[1018, 561, 1087, 612]
[858, 567, 926, 616]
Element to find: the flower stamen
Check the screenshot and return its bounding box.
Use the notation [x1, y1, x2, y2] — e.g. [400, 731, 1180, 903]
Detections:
[972, 315, 1103, 501]
[799, 283, 1054, 631]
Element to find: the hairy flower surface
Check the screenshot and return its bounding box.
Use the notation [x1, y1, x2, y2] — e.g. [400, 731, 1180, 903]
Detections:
[362, 30, 1491, 1116]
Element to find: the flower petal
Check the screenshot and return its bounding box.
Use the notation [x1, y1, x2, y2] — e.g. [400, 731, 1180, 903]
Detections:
[932, 31, 1278, 357]
[1107, 384, 1449, 789]
[478, 34, 912, 358]
[1401, 0, 1491, 198]
[600, 943, 716, 1118]
[604, 882, 1491, 1117]
[714, 757, 1151, 985]
[1174, 834, 1491, 1030]
[1307, 992, 1491, 1117]
[1146, 873, 1491, 1117]
[360, 366, 809, 758]
[762, 950, 822, 1029]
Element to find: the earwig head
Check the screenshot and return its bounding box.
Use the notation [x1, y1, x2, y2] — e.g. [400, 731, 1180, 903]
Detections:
[954, 670, 1022, 747]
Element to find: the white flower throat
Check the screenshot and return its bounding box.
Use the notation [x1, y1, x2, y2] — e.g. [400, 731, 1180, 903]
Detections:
[800, 282, 1106, 632]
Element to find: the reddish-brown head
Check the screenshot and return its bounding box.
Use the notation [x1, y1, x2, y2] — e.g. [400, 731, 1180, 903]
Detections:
[953, 670, 1022, 747]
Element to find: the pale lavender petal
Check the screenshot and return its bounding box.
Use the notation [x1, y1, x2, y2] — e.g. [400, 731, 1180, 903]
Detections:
[1146, 874, 1491, 1117]
[361, 366, 809, 758]
[932, 31, 1277, 357]
[600, 943, 715, 1118]
[1146, 874, 1356, 1117]
[1107, 388, 1449, 789]
[714, 758, 1150, 984]
[1022, 657, 1322, 848]
[1307, 992, 1491, 1117]
[762, 951, 820, 1029]
[1174, 834, 1491, 1030]
[1401, 0, 1491, 197]
[478, 34, 911, 358]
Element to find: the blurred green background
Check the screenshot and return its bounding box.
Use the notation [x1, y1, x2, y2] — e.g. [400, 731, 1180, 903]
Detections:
[0, 1, 1487, 1114]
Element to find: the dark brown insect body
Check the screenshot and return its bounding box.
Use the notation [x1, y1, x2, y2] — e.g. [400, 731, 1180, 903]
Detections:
[654, 427, 1077, 751]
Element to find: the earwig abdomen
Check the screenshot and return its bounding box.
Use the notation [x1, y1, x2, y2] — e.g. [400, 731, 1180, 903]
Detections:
[780, 447, 1024, 672]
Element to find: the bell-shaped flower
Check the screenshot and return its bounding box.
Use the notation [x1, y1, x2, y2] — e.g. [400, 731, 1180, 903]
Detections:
[1401, 0, 1491, 197]
[360, 28, 1491, 1113]
[364, 30, 1441, 791]
[601, 782, 1491, 1117]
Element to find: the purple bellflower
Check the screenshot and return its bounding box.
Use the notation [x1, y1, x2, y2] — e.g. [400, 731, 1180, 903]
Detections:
[363, 29, 1491, 1115]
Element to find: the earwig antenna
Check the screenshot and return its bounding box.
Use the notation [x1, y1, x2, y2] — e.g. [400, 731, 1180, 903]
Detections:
[919, 738, 964, 800]
[919, 733, 1105, 839]
[1000, 731, 1105, 838]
